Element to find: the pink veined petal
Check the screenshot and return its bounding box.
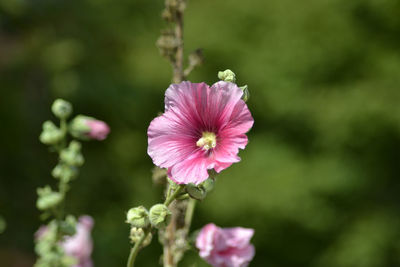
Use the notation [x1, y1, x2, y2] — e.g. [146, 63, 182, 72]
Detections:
[214, 162, 234, 173]
[213, 134, 248, 164]
[148, 110, 199, 169]
[220, 100, 254, 135]
[168, 150, 214, 184]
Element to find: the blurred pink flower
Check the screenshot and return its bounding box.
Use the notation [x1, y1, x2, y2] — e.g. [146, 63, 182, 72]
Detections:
[35, 216, 94, 267]
[196, 223, 255, 267]
[147, 81, 254, 184]
[86, 119, 110, 140]
[62, 216, 94, 267]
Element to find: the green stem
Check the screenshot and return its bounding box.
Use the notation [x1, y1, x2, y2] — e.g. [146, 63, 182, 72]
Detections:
[164, 185, 185, 206]
[127, 228, 151, 267]
[126, 185, 185, 267]
[184, 198, 196, 228]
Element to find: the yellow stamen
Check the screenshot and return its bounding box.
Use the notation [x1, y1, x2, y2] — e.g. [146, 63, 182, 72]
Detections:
[196, 132, 217, 150]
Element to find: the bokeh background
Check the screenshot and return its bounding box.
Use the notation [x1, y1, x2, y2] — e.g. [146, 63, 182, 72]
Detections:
[1, 0, 400, 266]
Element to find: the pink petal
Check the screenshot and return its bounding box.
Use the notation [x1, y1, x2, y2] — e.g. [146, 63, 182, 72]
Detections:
[148, 110, 199, 169]
[196, 223, 219, 257]
[222, 227, 255, 248]
[168, 150, 214, 184]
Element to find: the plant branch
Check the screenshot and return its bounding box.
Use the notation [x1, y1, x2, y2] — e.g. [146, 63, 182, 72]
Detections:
[127, 228, 151, 267]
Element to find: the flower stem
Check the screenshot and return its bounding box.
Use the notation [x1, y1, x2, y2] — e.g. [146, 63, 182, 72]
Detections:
[126, 186, 184, 267]
[164, 185, 185, 206]
[127, 227, 151, 267]
[184, 198, 196, 228]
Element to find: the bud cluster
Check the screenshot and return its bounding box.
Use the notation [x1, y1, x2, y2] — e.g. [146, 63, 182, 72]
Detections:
[35, 99, 109, 267]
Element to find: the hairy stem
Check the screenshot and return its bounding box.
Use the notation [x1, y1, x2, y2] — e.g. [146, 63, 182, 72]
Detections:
[127, 228, 151, 267]
[184, 198, 196, 230]
[172, 9, 184, 84]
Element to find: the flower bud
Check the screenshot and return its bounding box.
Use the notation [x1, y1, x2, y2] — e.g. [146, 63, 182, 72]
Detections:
[52, 164, 78, 182]
[240, 85, 250, 102]
[126, 206, 150, 228]
[130, 227, 152, 247]
[39, 121, 64, 145]
[186, 183, 206, 200]
[69, 115, 110, 141]
[60, 141, 84, 166]
[218, 69, 236, 83]
[149, 204, 171, 229]
[36, 186, 63, 210]
[51, 99, 72, 119]
[201, 178, 215, 193]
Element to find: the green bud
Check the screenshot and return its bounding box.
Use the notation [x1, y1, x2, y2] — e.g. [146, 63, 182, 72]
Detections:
[201, 178, 215, 193]
[39, 121, 64, 145]
[52, 164, 78, 182]
[149, 204, 171, 229]
[36, 186, 63, 210]
[240, 85, 250, 102]
[60, 141, 84, 166]
[130, 227, 152, 247]
[186, 183, 206, 200]
[126, 206, 150, 228]
[51, 99, 72, 119]
[68, 115, 91, 140]
[218, 69, 236, 83]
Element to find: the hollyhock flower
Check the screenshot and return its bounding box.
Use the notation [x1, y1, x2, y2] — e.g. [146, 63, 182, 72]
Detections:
[196, 223, 255, 267]
[69, 115, 110, 141]
[147, 81, 254, 184]
[62, 216, 94, 267]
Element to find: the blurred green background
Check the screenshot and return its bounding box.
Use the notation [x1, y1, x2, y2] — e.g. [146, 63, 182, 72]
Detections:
[1, 0, 400, 266]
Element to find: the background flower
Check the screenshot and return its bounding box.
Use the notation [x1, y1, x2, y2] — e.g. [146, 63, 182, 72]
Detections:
[196, 223, 255, 267]
[62, 216, 94, 267]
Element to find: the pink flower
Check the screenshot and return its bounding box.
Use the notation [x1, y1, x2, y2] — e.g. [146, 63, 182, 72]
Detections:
[62, 216, 94, 267]
[196, 223, 255, 267]
[85, 119, 110, 140]
[35, 216, 94, 267]
[147, 81, 254, 184]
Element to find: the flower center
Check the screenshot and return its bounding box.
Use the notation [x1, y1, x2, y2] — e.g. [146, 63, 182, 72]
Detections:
[196, 132, 217, 150]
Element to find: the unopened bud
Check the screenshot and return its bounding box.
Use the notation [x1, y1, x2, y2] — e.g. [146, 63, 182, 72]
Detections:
[126, 206, 150, 228]
[149, 204, 171, 229]
[36, 186, 63, 210]
[52, 164, 78, 182]
[60, 141, 84, 166]
[240, 85, 250, 102]
[130, 227, 152, 247]
[51, 99, 72, 119]
[201, 178, 215, 193]
[69, 115, 110, 141]
[218, 69, 236, 83]
[186, 183, 206, 200]
[39, 121, 64, 145]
